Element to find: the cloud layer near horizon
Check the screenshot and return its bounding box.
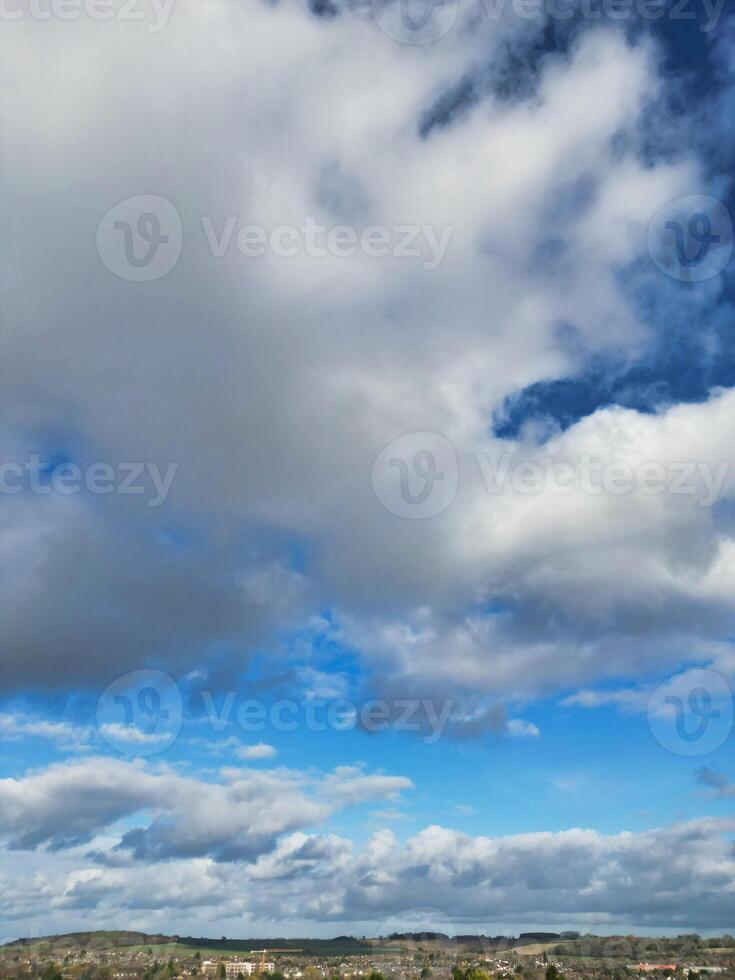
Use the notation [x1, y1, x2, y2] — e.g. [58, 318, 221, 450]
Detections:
[1, 757, 734, 934]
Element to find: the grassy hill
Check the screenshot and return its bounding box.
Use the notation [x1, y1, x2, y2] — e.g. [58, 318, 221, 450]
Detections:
[2, 933, 383, 957]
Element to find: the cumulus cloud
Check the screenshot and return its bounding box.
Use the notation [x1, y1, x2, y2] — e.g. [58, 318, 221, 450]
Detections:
[2, 0, 735, 938]
[333, 389, 735, 716]
[0, 757, 413, 859]
[2, 0, 730, 713]
[3, 813, 735, 934]
[321, 766, 414, 805]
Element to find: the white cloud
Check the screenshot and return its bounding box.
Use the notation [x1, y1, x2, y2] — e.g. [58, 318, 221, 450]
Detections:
[236, 743, 278, 760]
[321, 765, 414, 806]
[0, 713, 91, 752]
[1, 0, 723, 713]
[2, 0, 735, 936]
[0, 757, 413, 858]
[507, 719, 540, 737]
[453, 804, 476, 816]
[98, 723, 171, 745]
[3, 813, 734, 934]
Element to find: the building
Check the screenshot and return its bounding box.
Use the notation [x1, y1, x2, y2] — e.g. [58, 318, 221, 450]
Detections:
[630, 966, 678, 973]
[224, 962, 275, 977]
[201, 959, 276, 977]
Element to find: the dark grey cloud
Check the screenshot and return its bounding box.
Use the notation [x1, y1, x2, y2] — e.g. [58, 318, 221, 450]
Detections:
[2, 0, 735, 725]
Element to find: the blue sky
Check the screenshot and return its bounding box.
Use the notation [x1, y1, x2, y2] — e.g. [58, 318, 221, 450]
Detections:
[1, 0, 735, 944]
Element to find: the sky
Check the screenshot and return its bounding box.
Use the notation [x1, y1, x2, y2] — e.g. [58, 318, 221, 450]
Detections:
[1, 0, 735, 944]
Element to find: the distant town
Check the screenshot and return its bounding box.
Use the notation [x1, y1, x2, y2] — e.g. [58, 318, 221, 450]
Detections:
[1, 931, 733, 980]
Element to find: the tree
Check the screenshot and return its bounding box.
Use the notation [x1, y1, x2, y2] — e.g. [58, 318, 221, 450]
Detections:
[545, 966, 560, 980]
[40, 963, 62, 980]
[217, 965, 226, 979]
[453, 968, 491, 980]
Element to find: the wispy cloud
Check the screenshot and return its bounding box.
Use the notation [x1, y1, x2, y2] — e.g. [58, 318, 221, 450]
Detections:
[0, 713, 91, 752]
[696, 766, 735, 798]
[235, 743, 278, 760]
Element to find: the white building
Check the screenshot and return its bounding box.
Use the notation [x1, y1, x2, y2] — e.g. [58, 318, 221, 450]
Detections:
[224, 962, 275, 977]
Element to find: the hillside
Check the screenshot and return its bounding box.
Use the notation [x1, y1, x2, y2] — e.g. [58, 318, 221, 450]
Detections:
[2, 934, 376, 957]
